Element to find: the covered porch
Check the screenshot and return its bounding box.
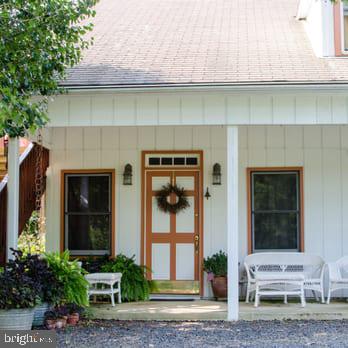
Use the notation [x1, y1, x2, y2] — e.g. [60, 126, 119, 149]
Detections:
[4, 123, 348, 320]
[89, 300, 348, 321]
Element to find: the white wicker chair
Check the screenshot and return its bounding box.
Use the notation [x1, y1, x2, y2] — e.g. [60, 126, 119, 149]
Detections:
[244, 253, 325, 306]
[327, 256, 348, 304]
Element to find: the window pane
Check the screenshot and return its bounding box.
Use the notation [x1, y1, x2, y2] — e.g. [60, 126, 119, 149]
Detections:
[67, 175, 110, 212]
[254, 212, 298, 250]
[253, 173, 298, 211]
[67, 215, 110, 251]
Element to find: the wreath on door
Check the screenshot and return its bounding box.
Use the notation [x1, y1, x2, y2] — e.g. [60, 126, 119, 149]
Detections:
[156, 183, 190, 214]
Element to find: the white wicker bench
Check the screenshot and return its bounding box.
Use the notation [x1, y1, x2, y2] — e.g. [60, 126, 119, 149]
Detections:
[244, 253, 325, 307]
[85, 273, 122, 307]
[327, 256, 348, 304]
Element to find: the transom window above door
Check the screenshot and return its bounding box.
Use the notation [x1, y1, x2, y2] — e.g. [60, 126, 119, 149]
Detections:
[248, 169, 303, 253]
[145, 153, 200, 168]
[62, 170, 115, 256]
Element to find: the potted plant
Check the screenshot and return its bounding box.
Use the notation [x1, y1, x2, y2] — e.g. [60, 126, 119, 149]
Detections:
[44, 310, 57, 330]
[203, 251, 227, 299]
[9, 250, 65, 327]
[100, 254, 151, 302]
[45, 251, 89, 307]
[0, 268, 40, 330]
[55, 305, 68, 329]
[66, 303, 83, 325]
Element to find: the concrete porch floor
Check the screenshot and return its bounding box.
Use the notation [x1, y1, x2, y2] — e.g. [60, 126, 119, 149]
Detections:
[90, 300, 348, 321]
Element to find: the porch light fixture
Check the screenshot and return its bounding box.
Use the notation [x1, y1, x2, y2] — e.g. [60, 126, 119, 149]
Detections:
[212, 163, 222, 185]
[123, 164, 133, 185]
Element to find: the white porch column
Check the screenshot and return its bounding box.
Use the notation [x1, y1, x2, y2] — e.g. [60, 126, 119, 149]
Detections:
[6, 137, 20, 260]
[227, 126, 239, 321]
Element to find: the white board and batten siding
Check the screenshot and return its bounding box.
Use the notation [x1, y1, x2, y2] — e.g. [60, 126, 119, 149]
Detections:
[45, 123, 348, 296]
[45, 125, 227, 297]
[47, 92, 348, 128]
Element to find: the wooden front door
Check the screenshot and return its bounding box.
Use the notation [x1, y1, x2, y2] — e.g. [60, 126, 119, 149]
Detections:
[145, 170, 201, 294]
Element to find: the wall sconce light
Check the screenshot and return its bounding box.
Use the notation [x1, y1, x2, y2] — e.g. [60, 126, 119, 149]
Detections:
[212, 163, 222, 185]
[204, 187, 211, 200]
[123, 164, 133, 185]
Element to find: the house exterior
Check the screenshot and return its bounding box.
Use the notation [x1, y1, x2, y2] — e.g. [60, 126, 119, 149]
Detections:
[5, 0, 348, 320]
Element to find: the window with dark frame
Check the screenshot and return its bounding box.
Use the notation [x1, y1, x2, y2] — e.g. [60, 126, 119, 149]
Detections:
[250, 170, 301, 252]
[64, 172, 112, 256]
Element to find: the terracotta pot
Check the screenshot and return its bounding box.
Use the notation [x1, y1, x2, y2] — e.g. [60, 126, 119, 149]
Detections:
[67, 313, 79, 325]
[211, 276, 227, 299]
[45, 319, 56, 330]
[56, 318, 67, 329]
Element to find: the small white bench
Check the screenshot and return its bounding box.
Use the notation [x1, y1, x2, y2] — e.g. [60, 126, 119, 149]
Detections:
[85, 273, 122, 307]
[244, 253, 325, 307]
[327, 256, 348, 304]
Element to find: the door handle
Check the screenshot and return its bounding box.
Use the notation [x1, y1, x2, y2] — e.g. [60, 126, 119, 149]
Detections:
[194, 235, 199, 254]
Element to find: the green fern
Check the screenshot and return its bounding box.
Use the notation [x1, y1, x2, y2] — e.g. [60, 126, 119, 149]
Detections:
[101, 254, 151, 302]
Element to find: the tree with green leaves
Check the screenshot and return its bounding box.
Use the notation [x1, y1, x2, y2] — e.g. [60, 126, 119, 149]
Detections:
[0, 0, 98, 137]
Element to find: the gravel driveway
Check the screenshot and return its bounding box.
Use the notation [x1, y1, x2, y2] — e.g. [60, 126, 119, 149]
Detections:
[57, 320, 348, 347]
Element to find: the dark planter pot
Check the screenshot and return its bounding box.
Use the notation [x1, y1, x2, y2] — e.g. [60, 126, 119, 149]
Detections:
[211, 276, 227, 299]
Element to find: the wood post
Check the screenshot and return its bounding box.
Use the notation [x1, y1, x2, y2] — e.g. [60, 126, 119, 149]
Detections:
[227, 126, 239, 321]
[6, 137, 19, 260]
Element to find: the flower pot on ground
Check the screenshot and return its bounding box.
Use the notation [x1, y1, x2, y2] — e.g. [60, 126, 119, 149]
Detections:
[44, 311, 57, 330]
[67, 313, 79, 325]
[211, 276, 228, 299]
[8, 250, 65, 327]
[0, 255, 40, 330]
[66, 303, 83, 325]
[203, 251, 228, 299]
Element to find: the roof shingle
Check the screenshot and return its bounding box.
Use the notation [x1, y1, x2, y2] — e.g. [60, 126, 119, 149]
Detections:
[62, 0, 348, 86]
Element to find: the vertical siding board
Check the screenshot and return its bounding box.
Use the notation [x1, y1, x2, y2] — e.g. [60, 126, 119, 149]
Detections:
[174, 127, 193, 150]
[158, 96, 181, 125]
[181, 95, 204, 125]
[341, 149, 348, 256]
[250, 96, 272, 124]
[295, 96, 317, 124]
[273, 96, 296, 124]
[155, 126, 174, 149]
[91, 96, 114, 125]
[332, 96, 348, 124]
[204, 95, 226, 125]
[227, 96, 250, 125]
[48, 97, 69, 127]
[136, 96, 158, 125]
[115, 96, 136, 125]
[322, 149, 342, 261]
[317, 96, 332, 124]
[303, 148, 324, 255]
[69, 97, 92, 126]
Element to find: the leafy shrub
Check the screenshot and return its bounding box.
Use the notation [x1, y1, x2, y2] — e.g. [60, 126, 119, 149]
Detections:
[0, 251, 42, 310]
[81, 255, 109, 273]
[101, 254, 150, 302]
[203, 251, 227, 277]
[45, 251, 89, 307]
[18, 211, 45, 256]
[7, 250, 64, 305]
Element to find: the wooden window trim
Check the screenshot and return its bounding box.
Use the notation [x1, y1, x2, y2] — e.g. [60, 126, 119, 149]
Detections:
[333, 0, 348, 56]
[246, 167, 304, 254]
[60, 169, 116, 257]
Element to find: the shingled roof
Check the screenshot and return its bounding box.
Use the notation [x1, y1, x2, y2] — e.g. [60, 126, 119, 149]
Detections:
[62, 0, 348, 87]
